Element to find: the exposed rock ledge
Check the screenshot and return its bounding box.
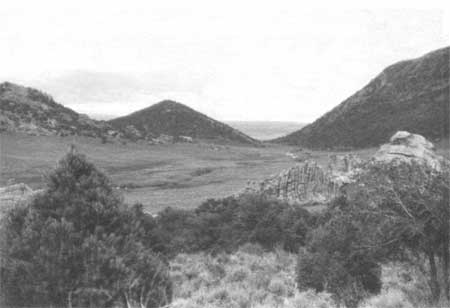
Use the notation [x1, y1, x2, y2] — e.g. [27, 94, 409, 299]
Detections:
[242, 154, 362, 205]
[242, 131, 446, 205]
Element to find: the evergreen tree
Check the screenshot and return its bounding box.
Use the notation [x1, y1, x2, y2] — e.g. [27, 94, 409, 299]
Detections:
[1, 149, 172, 308]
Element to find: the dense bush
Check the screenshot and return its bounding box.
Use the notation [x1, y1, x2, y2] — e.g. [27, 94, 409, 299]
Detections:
[296, 208, 382, 308]
[296, 161, 450, 307]
[155, 194, 315, 256]
[0, 151, 172, 308]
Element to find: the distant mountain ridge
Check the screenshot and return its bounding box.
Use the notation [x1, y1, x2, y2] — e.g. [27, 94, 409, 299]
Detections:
[273, 47, 450, 149]
[0, 82, 118, 138]
[108, 100, 261, 145]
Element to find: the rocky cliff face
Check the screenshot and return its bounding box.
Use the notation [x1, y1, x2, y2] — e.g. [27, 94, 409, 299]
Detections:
[244, 131, 446, 205]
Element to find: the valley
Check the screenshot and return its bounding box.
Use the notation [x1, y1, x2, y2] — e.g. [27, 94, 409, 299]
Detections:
[0, 132, 382, 213]
[1, 5, 449, 307]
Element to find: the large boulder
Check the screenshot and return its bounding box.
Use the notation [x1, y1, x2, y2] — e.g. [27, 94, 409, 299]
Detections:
[374, 131, 443, 171]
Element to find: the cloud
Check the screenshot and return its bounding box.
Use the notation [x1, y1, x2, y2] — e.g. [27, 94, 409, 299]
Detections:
[0, 4, 447, 122]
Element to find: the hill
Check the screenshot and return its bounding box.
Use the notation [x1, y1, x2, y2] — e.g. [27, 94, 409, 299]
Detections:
[273, 47, 450, 149]
[0, 82, 119, 139]
[108, 100, 261, 145]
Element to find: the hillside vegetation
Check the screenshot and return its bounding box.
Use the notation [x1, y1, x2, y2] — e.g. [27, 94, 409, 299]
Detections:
[0, 82, 116, 138]
[274, 47, 450, 149]
[109, 100, 260, 145]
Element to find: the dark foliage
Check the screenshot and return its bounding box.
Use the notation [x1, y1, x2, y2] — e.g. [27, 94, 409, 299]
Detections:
[0, 151, 172, 308]
[155, 194, 315, 256]
[296, 205, 383, 308]
[296, 160, 450, 306]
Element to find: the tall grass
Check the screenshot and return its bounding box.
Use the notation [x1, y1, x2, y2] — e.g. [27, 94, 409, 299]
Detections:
[167, 246, 447, 308]
[169, 243, 336, 308]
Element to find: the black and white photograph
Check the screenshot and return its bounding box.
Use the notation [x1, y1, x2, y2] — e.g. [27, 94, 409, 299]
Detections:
[0, 1, 449, 307]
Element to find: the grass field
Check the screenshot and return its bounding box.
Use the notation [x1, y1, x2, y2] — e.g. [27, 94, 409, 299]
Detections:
[1, 133, 296, 213]
[3, 132, 446, 214]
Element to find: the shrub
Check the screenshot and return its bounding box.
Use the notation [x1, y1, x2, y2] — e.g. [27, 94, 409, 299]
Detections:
[296, 210, 382, 308]
[155, 194, 314, 255]
[0, 151, 172, 308]
[295, 160, 450, 307]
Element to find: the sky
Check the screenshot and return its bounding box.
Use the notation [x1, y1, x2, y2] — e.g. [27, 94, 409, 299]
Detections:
[0, 1, 448, 123]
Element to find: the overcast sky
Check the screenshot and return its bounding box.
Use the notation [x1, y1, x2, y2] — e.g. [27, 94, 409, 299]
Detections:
[0, 1, 448, 122]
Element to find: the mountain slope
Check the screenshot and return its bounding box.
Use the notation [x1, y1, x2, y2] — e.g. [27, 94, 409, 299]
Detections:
[108, 100, 261, 145]
[0, 82, 117, 138]
[273, 47, 450, 149]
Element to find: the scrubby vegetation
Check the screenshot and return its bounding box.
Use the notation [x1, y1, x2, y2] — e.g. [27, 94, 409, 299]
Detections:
[169, 244, 336, 308]
[168, 245, 437, 308]
[296, 161, 450, 307]
[155, 160, 449, 307]
[0, 151, 172, 308]
[1, 149, 449, 308]
[154, 194, 316, 255]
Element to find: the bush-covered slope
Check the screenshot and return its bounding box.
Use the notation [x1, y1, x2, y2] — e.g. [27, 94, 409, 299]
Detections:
[108, 100, 261, 145]
[273, 47, 450, 149]
[0, 82, 116, 138]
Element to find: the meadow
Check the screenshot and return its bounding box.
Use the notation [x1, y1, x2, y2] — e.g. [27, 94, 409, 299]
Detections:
[1, 133, 290, 213]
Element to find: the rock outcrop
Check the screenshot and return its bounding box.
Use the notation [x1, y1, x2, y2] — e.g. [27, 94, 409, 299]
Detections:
[243, 154, 362, 204]
[244, 131, 446, 205]
[374, 131, 443, 171]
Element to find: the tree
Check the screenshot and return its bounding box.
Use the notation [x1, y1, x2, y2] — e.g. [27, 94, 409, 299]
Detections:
[296, 160, 450, 307]
[0, 150, 172, 308]
[345, 161, 450, 303]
